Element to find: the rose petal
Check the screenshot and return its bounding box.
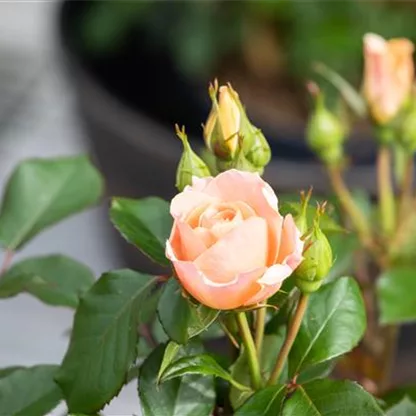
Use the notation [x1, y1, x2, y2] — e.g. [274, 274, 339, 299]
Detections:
[276, 214, 303, 264]
[195, 216, 268, 283]
[202, 170, 283, 264]
[244, 283, 282, 306]
[172, 261, 265, 310]
[170, 189, 219, 220]
[168, 221, 207, 262]
[257, 263, 295, 286]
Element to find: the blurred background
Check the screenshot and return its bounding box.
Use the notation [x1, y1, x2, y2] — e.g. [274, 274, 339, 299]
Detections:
[1, 0, 416, 414]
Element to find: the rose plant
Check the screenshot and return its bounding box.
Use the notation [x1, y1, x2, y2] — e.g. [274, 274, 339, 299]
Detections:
[0, 32, 415, 416]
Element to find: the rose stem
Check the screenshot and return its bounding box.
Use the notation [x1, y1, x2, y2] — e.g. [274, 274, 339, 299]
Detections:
[377, 146, 395, 237]
[398, 154, 414, 221]
[327, 165, 375, 251]
[267, 293, 309, 386]
[254, 306, 266, 360]
[236, 311, 262, 389]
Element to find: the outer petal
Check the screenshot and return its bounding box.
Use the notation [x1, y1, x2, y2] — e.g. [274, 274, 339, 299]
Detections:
[276, 214, 304, 265]
[168, 220, 207, 262]
[245, 263, 295, 305]
[195, 216, 268, 284]
[172, 261, 265, 310]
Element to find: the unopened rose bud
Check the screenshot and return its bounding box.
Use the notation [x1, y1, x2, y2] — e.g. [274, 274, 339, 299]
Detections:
[204, 81, 241, 160]
[306, 85, 345, 166]
[363, 33, 414, 125]
[204, 81, 272, 171]
[175, 125, 210, 192]
[294, 207, 333, 294]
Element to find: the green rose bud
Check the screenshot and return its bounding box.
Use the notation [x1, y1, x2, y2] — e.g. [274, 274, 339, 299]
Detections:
[306, 82, 345, 166]
[294, 206, 333, 294]
[216, 137, 264, 174]
[175, 125, 210, 192]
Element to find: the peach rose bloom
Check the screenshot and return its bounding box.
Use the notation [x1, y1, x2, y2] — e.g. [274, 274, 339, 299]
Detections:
[166, 170, 304, 310]
[363, 33, 414, 124]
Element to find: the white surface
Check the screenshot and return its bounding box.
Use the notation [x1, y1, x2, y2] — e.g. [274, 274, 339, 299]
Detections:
[0, 2, 140, 414]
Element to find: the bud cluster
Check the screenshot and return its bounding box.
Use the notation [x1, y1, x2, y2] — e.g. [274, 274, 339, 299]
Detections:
[174, 80, 273, 191]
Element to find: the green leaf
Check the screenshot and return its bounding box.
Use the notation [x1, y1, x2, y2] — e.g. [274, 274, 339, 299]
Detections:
[139, 344, 216, 416]
[157, 341, 181, 382]
[110, 197, 172, 266]
[0, 365, 62, 416]
[0, 366, 23, 378]
[0, 255, 94, 308]
[0, 156, 103, 250]
[289, 277, 366, 376]
[137, 286, 161, 324]
[296, 359, 336, 384]
[386, 397, 416, 416]
[55, 269, 158, 413]
[377, 267, 416, 324]
[283, 379, 382, 415]
[157, 278, 219, 344]
[234, 384, 286, 415]
[160, 354, 251, 392]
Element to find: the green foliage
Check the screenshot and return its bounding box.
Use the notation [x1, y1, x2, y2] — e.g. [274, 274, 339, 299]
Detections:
[139, 343, 216, 416]
[56, 270, 158, 413]
[157, 341, 181, 382]
[377, 268, 416, 324]
[0, 156, 103, 250]
[234, 384, 286, 415]
[0, 365, 62, 416]
[282, 379, 383, 415]
[0, 255, 94, 308]
[157, 278, 219, 344]
[159, 353, 251, 392]
[289, 277, 366, 377]
[110, 197, 172, 266]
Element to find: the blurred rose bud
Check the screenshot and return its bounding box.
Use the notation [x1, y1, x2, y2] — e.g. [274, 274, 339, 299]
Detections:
[363, 33, 414, 125]
[166, 170, 304, 310]
[175, 125, 210, 192]
[306, 84, 345, 166]
[294, 207, 333, 294]
[204, 81, 241, 160]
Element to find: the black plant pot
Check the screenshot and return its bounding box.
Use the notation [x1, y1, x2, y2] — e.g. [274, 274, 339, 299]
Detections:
[56, 1, 380, 270]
